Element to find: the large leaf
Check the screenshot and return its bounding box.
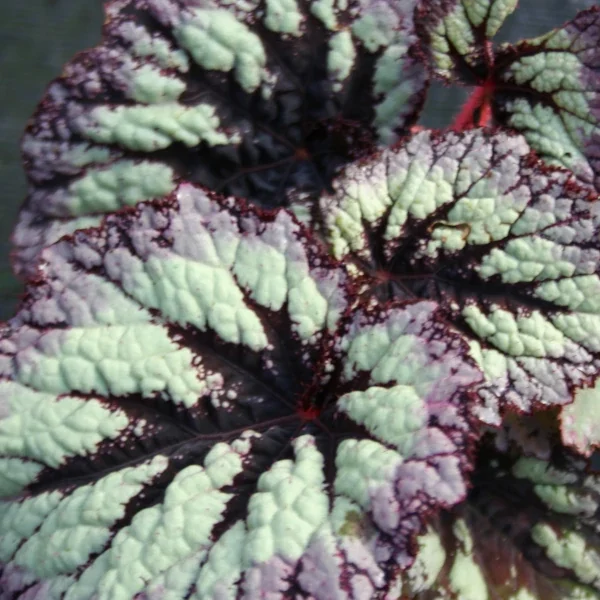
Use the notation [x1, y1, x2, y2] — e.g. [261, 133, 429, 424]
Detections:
[0, 185, 482, 598]
[13, 0, 428, 279]
[321, 128, 600, 434]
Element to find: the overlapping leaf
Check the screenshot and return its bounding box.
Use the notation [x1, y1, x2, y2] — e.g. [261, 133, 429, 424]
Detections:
[13, 0, 428, 279]
[417, 1, 600, 194]
[321, 128, 600, 437]
[399, 438, 600, 599]
[0, 185, 482, 598]
[416, 0, 517, 83]
[493, 7, 600, 193]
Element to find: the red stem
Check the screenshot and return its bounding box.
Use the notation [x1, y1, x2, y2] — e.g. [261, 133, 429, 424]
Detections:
[451, 78, 495, 131]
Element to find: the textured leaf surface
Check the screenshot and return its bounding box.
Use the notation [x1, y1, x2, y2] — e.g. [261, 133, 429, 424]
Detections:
[417, 2, 600, 194]
[416, 0, 517, 83]
[13, 0, 428, 279]
[378, 433, 600, 599]
[321, 128, 600, 427]
[0, 185, 482, 598]
[493, 7, 600, 193]
[418, 454, 600, 598]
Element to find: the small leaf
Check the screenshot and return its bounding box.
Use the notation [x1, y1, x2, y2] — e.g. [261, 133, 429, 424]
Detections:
[0, 186, 482, 597]
[493, 7, 600, 193]
[14, 0, 428, 278]
[400, 438, 600, 598]
[416, 0, 517, 83]
[321, 128, 600, 425]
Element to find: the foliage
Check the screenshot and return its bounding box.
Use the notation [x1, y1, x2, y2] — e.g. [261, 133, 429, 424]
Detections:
[1, 0, 600, 598]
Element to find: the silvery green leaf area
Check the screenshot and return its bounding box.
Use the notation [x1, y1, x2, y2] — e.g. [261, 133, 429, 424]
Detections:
[1, 0, 600, 598]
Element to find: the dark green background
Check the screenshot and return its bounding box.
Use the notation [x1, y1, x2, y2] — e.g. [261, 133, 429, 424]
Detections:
[0, 0, 595, 321]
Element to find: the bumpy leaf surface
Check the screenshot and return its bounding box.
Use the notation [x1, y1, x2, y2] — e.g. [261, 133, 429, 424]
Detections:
[493, 7, 600, 193]
[13, 0, 428, 279]
[416, 0, 517, 83]
[417, 1, 600, 194]
[400, 439, 600, 599]
[321, 128, 600, 431]
[0, 185, 482, 599]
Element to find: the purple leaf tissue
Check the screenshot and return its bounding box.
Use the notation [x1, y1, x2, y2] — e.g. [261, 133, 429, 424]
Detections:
[1, 0, 600, 598]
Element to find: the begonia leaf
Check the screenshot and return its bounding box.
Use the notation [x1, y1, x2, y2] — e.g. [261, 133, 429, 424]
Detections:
[417, 1, 600, 194]
[386, 434, 600, 598]
[493, 7, 600, 193]
[0, 184, 482, 598]
[321, 128, 600, 431]
[13, 0, 428, 279]
[416, 0, 517, 84]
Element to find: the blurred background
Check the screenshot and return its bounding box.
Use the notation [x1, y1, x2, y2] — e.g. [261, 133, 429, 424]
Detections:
[0, 0, 596, 320]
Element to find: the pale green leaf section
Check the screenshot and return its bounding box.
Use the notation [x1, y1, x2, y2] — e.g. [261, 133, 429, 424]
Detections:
[231, 209, 345, 339]
[325, 158, 392, 259]
[0, 491, 63, 563]
[503, 99, 592, 182]
[535, 276, 600, 314]
[341, 316, 425, 385]
[513, 457, 599, 517]
[310, 0, 340, 30]
[117, 22, 190, 71]
[0, 381, 129, 468]
[562, 380, 600, 457]
[11, 455, 169, 579]
[193, 521, 246, 600]
[141, 551, 208, 600]
[175, 9, 268, 93]
[448, 518, 488, 600]
[335, 438, 403, 509]
[109, 251, 269, 350]
[468, 341, 508, 381]
[464, 0, 517, 37]
[404, 526, 447, 594]
[337, 385, 427, 456]
[512, 456, 578, 486]
[351, 2, 398, 52]
[349, 0, 423, 144]
[127, 63, 187, 104]
[532, 524, 600, 588]
[339, 303, 472, 404]
[99, 191, 270, 348]
[245, 435, 329, 563]
[479, 238, 579, 283]
[462, 305, 566, 358]
[429, 3, 474, 79]
[533, 484, 598, 517]
[506, 49, 582, 95]
[77, 103, 240, 152]
[373, 44, 420, 145]
[60, 160, 176, 216]
[264, 0, 303, 36]
[14, 324, 207, 408]
[0, 458, 43, 497]
[327, 31, 355, 92]
[67, 442, 244, 600]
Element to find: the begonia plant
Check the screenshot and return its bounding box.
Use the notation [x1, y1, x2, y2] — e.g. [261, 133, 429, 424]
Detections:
[1, 0, 600, 598]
